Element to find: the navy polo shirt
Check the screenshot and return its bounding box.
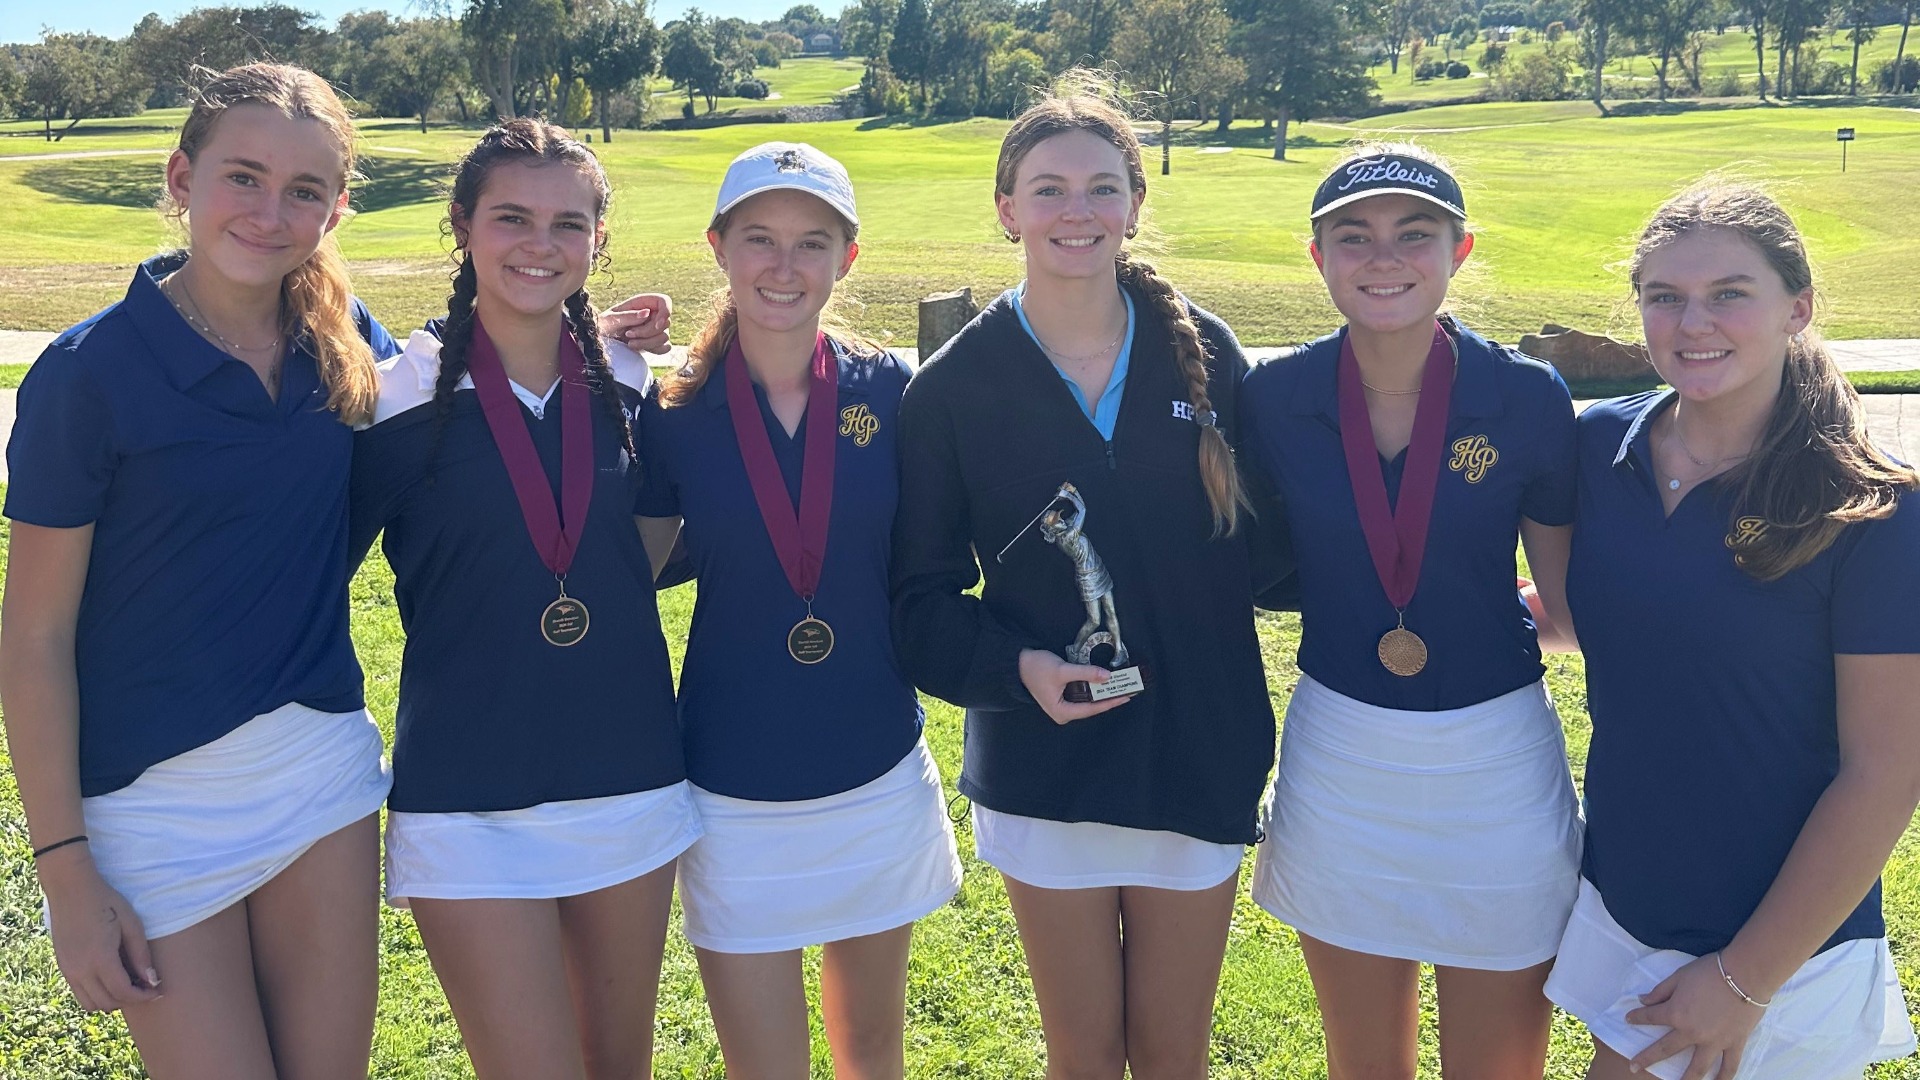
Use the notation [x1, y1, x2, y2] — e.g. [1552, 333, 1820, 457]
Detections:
[349, 332, 685, 814]
[1569, 391, 1920, 955]
[4, 253, 398, 796]
[637, 341, 922, 801]
[1239, 322, 1577, 711]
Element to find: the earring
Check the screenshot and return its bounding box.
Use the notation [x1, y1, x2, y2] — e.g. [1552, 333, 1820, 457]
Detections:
[1005, 229, 1021, 243]
[1125, 224, 1138, 239]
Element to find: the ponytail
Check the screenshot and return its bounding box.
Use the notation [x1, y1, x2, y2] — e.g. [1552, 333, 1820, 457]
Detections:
[1116, 255, 1246, 537]
[1722, 331, 1915, 580]
[564, 288, 639, 464]
[662, 288, 739, 408]
[283, 234, 378, 426]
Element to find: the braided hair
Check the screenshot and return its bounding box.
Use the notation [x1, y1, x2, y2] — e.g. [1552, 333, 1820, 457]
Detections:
[430, 118, 634, 473]
[994, 70, 1246, 535]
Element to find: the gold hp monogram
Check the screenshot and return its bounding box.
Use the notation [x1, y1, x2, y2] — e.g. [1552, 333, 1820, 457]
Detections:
[1725, 516, 1769, 549]
[838, 403, 880, 447]
[1448, 435, 1499, 483]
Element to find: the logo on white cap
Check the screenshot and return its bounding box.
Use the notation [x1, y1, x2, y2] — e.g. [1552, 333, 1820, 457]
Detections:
[711, 142, 858, 230]
[774, 149, 806, 173]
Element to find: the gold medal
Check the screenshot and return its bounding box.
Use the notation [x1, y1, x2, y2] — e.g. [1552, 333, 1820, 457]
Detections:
[541, 592, 590, 647]
[788, 616, 834, 664]
[1377, 625, 1427, 677]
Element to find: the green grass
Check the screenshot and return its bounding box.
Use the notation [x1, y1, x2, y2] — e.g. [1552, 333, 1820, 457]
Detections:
[3, 99, 1920, 349]
[5, 490, 1920, 1077]
[653, 55, 866, 115]
[1374, 22, 1919, 103]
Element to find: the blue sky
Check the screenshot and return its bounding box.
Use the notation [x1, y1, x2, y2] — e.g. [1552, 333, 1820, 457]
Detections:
[4, 0, 802, 47]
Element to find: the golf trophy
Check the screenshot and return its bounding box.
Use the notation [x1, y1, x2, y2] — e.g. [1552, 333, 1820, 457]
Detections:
[998, 482, 1147, 703]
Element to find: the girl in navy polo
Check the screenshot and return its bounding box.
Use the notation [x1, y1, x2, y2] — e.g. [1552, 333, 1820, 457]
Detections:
[0, 64, 396, 1076]
[635, 142, 960, 1078]
[1542, 185, 1920, 1079]
[891, 79, 1280, 1077]
[1238, 142, 1583, 1078]
[348, 121, 698, 1078]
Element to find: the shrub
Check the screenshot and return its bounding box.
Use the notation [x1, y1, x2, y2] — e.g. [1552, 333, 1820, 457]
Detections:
[1482, 41, 1508, 70]
[857, 59, 911, 115]
[1710, 68, 1745, 97]
[1545, 20, 1565, 41]
[681, 100, 696, 120]
[1876, 56, 1920, 93]
[1414, 57, 1449, 80]
[1493, 48, 1573, 100]
[1447, 60, 1471, 78]
[734, 77, 771, 99]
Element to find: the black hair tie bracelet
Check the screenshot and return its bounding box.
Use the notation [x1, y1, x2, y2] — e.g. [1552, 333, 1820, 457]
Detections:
[31, 835, 89, 859]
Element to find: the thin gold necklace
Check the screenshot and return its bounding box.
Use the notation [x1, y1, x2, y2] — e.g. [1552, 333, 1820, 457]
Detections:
[1661, 408, 1747, 492]
[1031, 316, 1126, 365]
[166, 274, 283, 355]
[1360, 378, 1421, 395]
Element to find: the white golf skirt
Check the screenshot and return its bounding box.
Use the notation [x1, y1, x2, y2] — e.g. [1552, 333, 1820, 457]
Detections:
[385, 781, 702, 905]
[1252, 675, 1582, 970]
[74, 702, 390, 940]
[1547, 878, 1916, 1080]
[973, 805, 1244, 891]
[677, 739, 962, 954]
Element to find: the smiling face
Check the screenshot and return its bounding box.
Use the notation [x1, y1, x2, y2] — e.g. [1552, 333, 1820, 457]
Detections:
[454, 160, 604, 324]
[1311, 193, 1473, 336]
[996, 130, 1144, 285]
[1635, 226, 1812, 407]
[165, 104, 348, 292]
[709, 187, 857, 337]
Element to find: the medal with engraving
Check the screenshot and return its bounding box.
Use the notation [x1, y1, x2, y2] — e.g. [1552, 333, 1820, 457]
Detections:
[725, 333, 840, 664]
[467, 319, 596, 647]
[1337, 322, 1457, 677]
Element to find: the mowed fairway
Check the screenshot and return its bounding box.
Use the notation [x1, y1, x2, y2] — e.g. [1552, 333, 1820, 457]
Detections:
[2, 98, 1920, 347]
[6, 92, 1920, 1077]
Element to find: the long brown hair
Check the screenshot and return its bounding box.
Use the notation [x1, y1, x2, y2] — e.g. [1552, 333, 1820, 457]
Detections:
[663, 201, 870, 409]
[432, 119, 634, 470]
[1630, 182, 1916, 580]
[170, 63, 377, 426]
[995, 70, 1245, 536]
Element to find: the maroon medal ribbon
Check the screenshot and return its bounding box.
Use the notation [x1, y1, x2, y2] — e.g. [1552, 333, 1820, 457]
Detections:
[1336, 321, 1457, 675]
[724, 333, 839, 663]
[468, 318, 595, 646]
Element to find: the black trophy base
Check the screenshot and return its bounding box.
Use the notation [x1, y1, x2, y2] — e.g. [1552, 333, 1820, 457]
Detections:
[1064, 662, 1148, 704]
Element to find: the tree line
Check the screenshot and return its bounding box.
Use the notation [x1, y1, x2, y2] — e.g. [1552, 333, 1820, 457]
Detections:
[0, 0, 1910, 154]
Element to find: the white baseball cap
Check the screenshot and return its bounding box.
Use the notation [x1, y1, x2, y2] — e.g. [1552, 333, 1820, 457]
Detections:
[711, 142, 859, 231]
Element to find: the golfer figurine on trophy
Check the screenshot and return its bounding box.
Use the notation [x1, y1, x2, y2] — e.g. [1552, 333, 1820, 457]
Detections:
[998, 482, 1147, 703]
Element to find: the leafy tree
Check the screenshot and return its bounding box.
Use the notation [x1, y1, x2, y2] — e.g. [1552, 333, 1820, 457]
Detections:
[1896, 0, 1916, 87]
[1377, 0, 1432, 73]
[784, 4, 829, 22]
[19, 33, 147, 141]
[1230, 0, 1376, 160]
[0, 52, 19, 117]
[1840, 0, 1874, 93]
[579, 0, 661, 140]
[127, 4, 324, 102]
[1115, 0, 1242, 175]
[1049, 0, 1134, 66]
[983, 45, 1047, 116]
[371, 18, 468, 132]
[840, 0, 900, 56]
[1625, 0, 1712, 98]
[888, 0, 934, 105]
[462, 0, 566, 118]
[663, 11, 727, 110]
[1743, 0, 1771, 97]
[1574, 0, 1632, 111]
[713, 16, 759, 82]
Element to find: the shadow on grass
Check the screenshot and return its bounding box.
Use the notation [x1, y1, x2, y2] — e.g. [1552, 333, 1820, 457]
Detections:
[20, 159, 164, 209]
[854, 114, 986, 131]
[1605, 93, 1920, 116]
[353, 156, 451, 214]
[18, 154, 447, 214]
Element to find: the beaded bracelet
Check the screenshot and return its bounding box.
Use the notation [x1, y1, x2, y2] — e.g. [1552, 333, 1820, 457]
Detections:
[31, 834, 89, 860]
[1714, 951, 1773, 1008]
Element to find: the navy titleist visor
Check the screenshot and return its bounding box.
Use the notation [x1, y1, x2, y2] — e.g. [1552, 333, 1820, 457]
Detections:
[1311, 154, 1466, 222]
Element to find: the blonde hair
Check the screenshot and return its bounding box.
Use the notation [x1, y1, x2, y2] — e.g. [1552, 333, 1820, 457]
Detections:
[171, 63, 377, 426]
[663, 204, 872, 408]
[1630, 181, 1915, 580]
[996, 69, 1245, 536]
